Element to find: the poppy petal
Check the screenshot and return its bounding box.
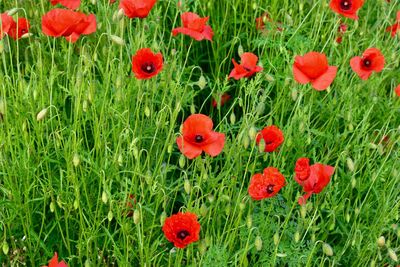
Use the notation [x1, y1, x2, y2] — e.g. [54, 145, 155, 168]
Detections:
[350, 56, 371, 80]
[202, 132, 225, 157]
[293, 64, 311, 84]
[172, 27, 205, 41]
[311, 66, 337, 91]
[176, 136, 202, 159]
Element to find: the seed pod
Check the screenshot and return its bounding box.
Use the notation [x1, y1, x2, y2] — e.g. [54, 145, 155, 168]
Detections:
[110, 35, 125, 46]
[107, 210, 113, 222]
[377, 236, 385, 248]
[239, 202, 246, 211]
[255, 236, 262, 251]
[101, 191, 108, 204]
[388, 248, 398, 262]
[322, 243, 333, 256]
[133, 209, 141, 224]
[36, 108, 48, 121]
[184, 179, 191, 194]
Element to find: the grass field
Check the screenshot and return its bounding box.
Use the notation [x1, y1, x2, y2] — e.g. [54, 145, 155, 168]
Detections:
[0, 0, 400, 266]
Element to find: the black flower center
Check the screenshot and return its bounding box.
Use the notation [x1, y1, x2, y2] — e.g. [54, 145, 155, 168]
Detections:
[362, 59, 371, 68]
[177, 230, 190, 240]
[141, 63, 155, 74]
[195, 135, 204, 143]
[266, 184, 274, 194]
[340, 0, 352, 10]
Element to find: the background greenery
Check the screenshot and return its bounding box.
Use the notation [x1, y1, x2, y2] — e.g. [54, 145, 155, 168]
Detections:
[0, 0, 399, 266]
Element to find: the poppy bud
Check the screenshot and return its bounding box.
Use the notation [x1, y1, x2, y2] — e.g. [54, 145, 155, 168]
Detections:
[230, 112, 236, 124]
[144, 106, 151, 117]
[300, 205, 306, 219]
[2, 241, 9, 255]
[273, 233, 279, 246]
[242, 135, 250, 149]
[84, 259, 91, 267]
[101, 191, 108, 204]
[345, 213, 350, 222]
[0, 98, 5, 116]
[258, 138, 266, 153]
[36, 108, 48, 121]
[239, 202, 246, 211]
[207, 194, 215, 203]
[7, 8, 19, 16]
[311, 233, 316, 243]
[21, 33, 33, 39]
[110, 35, 125, 46]
[255, 236, 263, 251]
[73, 199, 79, 210]
[225, 204, 231, 215]
[294, 232, 300, 243]
[133, 209, 140, 224]
[160, 211, 167, 225]
[200, 204, 208, 217]
[238, 45, 244, 56]
[388, 248, 398, 262]
[322, 243, 333, 256]
[351, 177, 356, 188]
[377, 236, 385, 248]
[370, 260, 375, 267]
[133, 146, 139, 160]
[167, 144, 173, 154]
[107, 210, 113, 221]
[72, 153, 80, 167]
[197, 75, 207, 89]
[248, 126, 257, 140]
[246, 214, 252, 228]
[346, 157, 355, 172]
[252, 3, 257, 10]
[50, 201, 56, 212]
[178, 155, 185, 168]
[198, 240, 207, 255]
[184, 179, 191, 194]
[256, 102, 265, 116]
[285, 13, 293, 26]
[190, 104, 196, 114]
[265, 74, 275, 82]
[117, 154, 123, 166]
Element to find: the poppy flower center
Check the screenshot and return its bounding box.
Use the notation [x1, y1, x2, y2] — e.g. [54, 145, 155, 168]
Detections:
[340, 0, 352, 10]
[194, 135, 204, 143]
[177, 230, 190, 240]
[141, 62, 155, 74]
[266, 184, 274, 194]
[362, 59, 372, 68]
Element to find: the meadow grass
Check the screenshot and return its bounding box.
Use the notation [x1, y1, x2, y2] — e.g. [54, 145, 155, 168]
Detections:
[0, 0, 399, 266]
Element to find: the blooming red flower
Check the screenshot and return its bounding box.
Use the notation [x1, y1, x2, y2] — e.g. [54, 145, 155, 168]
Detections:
[293, 52, 338, 91]
[8, 18, 30, 40]
[212, 93, 231, 108]
[131, 48, 163, 79]
[1, 13, 14, 39]
[176, 114, 225, 159]
[386, 11, 400, 37]
[172, 12, 214, 41]
[395, 85, 400, 97]
[255, 12, 283, 32]
[50, 0, 81, 10]
[255, 125, 284, 153]
[124, 194, 136, 217]
[119, 0, 157, 18]
[162, 212, 200, 249]
[43, 252, 68, 267]
[294, 158, 335, 205]
[42, 9, 96, 43]
[248, 167, 285, 200]
[350, 48, 385, 80]
[329, 0, 365, 20]
[228, 52, 263, 80]
[335, 22, 347, 43]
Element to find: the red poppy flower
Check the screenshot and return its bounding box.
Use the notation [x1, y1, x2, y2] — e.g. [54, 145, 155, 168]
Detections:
[255, 125, 284, 153]
[162, 212, 200, 249]
[42, 9, 96, 43]
[50, 0, 81, 10]
[248, 167, 285, 200]
[124, 194, 136, 217]
[110, 0, 116, 3]
[43, 252, 68, 267]
[329, 0, 365, 20]
[255, 12, 283, 32]
[228, 52, 263, 80]
[395, 85, 400, 97]
[131, 48, 163, 79]
[212, 93, 231, 107]
[386, 11, 400, 37]
[119, 0, 157, 18]
[335, 22, 347, 43]
[0, 13, 14, 39]
[294, 158, 334, 205]
[293, 52, 338, 91]
[8, 18, 30, 40]
[350, 48, 385, 80]
[172, 12, 214, 41]
[176, 114, 225, 159]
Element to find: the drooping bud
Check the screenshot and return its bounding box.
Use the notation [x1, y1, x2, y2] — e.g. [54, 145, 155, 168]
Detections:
[184, 179, 191, 194]
[36, 108, 48, 121]
[255, 236, 263, 251]
[110, 35, 125, 46]
[377, 236, 385, 248]
[133, 209, 141, 224]
[322, 243, 333, 256]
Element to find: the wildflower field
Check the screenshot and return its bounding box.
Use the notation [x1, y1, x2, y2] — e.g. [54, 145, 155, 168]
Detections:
[1, 0, 400, 266]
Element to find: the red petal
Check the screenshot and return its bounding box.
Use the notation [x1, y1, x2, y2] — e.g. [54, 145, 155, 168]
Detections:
[311, 66, 337, 91]
[293, 64, 311, 84]
[202, 132, 225, 157]
[350, 56, 372, 80]
[176, 136, 202, 159]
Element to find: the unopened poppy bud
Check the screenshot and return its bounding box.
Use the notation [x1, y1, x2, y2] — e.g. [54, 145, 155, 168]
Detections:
[197, 75, 207, 89]
[285, 13, 293, 25]
[346, 157, 355, 172]
[190, 104, 196, 114]
[107, 210, 113, 221]
[348, 123, 354, 131]
[117, 154, 123, 166]
[7, 8, 19, 16]
[246, 214, 252, 228]
[36, 108, 48, 121]
[207, 194, 215, 203]
[178, 155, 185, 168]
[0, 98, 5, 115]
[265, 73, 275, 82]
[300, 205, 306, 218]
[221, 195, 231, 202]
[255, 236, 263, 251]
[144, 106, 151, 117]
[184, 179, 191, 194]
[256, 102, 265, 115]
[239, 202, 246, 211]
[133, 209, 140, 224]
[21, 33, 33, 39]
[225, 204, 231, 215]
[230, 112, 236, 124]
[82, 100, 88, 112]
[72, 153, 80, 167]
[370, 260, 376, 267]
[252, 2, 257, 10]
[160, 211, 167, 225]
[198, 240, 207, 255]
[258, 139, 266, 153]
[200, 204, 208, 217]
[2, 241, 9, 255]
[294, 232, 300, 243]
[273, 233, 279, 246]
[117, 8, 125, 19]
[110, 35, 125, 46]
[133, 147, 139, 160]
[355, 208, 360, 215]
[50, 201, 56, 212]
[73, 199, 79, 210]
[299, 122, 305, 133]
[377, 236, 385, 248]
[101, 191, 108, 204]
[242, 134, 250, 149]
[238, 45, 244, 56]
[167, 144, 173, 154]
[388, 248, 398, 262]
[322, 243, 333, 256]
[248, 126, 257, 140]
[351, 177, 356, 188]
[345, 213, 350, 222]
[84, 259, 91, 267]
